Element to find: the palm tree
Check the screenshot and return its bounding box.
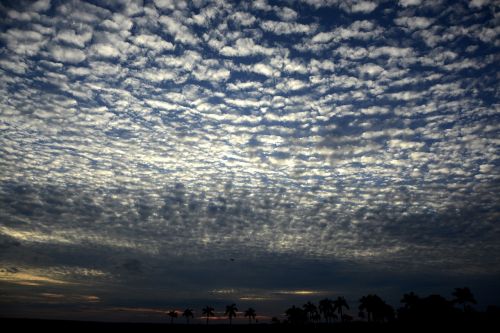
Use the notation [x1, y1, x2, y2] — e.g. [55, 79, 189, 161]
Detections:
[359, 295, 375, 322]
[360, 294, 393, 322]
[452, 287, 476, 312]
[167, 310, 178, 324]
[244, 307, 256, 324]
[319, 298, 334, 324]
[285, 305, 307, 325]
[202, 306, 215, 325]
[182, 308, 194, 324]
[401, 292, 420, 310]
[333, 296, 349, 322]
[225, 303, 238, 325]
[303, 301, 318, 323]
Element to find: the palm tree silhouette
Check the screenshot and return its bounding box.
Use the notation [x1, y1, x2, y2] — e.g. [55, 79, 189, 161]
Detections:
[225, 303, 238, 325]
[244, 307, 256, 324]
[167, 310, 178, 324]
[359, 294, 393, 322]
[452, 287, 476, 312]
[285, 305, 307, 325]
[202, 306, 215, 325]
[182, 308, 194, 324]
[303, 301, 318, 323]
[319, 298, 334, 324]
[333, 296, 349, 322]
[401, 292, 420, 310]
[359, 295, 375, 322]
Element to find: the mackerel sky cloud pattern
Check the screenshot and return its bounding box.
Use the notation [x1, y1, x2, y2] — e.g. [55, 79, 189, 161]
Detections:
[0, 0, 499, 320]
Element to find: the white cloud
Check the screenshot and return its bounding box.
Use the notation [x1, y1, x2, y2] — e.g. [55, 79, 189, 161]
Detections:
[193, 64, 231, 82]
[131, 34, 175, 51]
[479, 164, 494, 173]
[101, 13, 133, 34]
[48, 45, 86, 63]
[344, 1, 378, 13]
[191, 5, 219, 26]
[261, 21, 316, 35]
[145, 99, 179, 111]
[1, 28, 46, 56]
[0, 57, 29, 74]
[310, 20, 378, 44]
[153, 0, 187, 10]
[395, 16, 434, 30]
[398, 0, 422, 6]
[159, 15, 199, 45]
[90, 43, 122, 59]
[253, 0, 273, 11]
[369, 46, 414, 58]
[358, 63, 384, 76]
[248, 62, 275, 77]
[55, 30, 93, 48]
[469, 0, 491, 8]
[31, 0, 51, 12]
[276, 79, 308, 91]
[230, 11, 257, 26]
[360, 106, 390, 115]
[220, 38, 275, 57]
[276, 7, 298, 21]
[137, 68, 178, 82]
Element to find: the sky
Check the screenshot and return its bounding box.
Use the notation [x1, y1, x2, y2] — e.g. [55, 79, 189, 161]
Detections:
[0, 0, 499, 323]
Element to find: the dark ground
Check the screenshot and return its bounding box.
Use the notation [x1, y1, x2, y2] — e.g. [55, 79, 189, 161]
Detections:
[1, 318, 499, 333]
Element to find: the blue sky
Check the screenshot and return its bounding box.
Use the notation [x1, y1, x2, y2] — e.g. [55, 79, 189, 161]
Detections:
[0, 0, 499, 323]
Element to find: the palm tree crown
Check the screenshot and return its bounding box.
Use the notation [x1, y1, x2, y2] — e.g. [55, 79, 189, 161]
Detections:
[202, 306, 215, 325]
[167, 310, 178, 324]
[452, 287, 476, 312]
[225, 304, 238, 325]
[244, 307, 256, 324]
[303, 301, 318, 323]
[182, 308, 194, 324]
[319, 298, 335, 323]
[333, 296, 349, 321]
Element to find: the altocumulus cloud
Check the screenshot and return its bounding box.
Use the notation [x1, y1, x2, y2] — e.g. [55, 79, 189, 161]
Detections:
[0, 0, 499, 320]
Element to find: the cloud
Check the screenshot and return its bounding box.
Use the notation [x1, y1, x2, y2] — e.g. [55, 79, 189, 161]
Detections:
[131, 34, 175, 51]
[246, 62, 276, 77]
[159, 15, 199, 45]
[469, 0, 492, 8]
[0, 28, 47, 56]
[398, 0, 422, 6]
[55, 30, 93, 48]
[220, 38, 275, 57]
[1, 0, 499, 320]
[90, 43, 122, 59]
[48, 45, 86, 63]
[394, 16, 434, 30]
[261, 20, 316, 35]
[358, 63, 384, 76]
[230, 11, 257, 26]
[276, 7, 298, 21]
[343, 1, 378, 13]
[310, 20, 379, 44]
[31, 0, 51, 12]
[276, 78, 308, 91]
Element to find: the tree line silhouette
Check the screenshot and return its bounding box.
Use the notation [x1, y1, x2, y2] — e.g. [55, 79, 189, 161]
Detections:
[164, 287, 499, 326]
